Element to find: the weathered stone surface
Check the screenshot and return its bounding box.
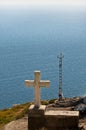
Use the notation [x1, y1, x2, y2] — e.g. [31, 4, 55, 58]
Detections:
[28, 105, 79, 130]
[29, 105, 46, 116]
[2, 117, 28, 130]
[45, 110, 79, 129]
[28, 105, 46, 130]
[28, 116, 45, 130]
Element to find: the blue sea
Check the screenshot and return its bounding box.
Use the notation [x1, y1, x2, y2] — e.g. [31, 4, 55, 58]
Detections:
[0, 6, 86, 109]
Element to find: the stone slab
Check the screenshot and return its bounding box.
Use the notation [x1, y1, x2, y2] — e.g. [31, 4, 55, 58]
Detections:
[45, 110, 79, 116]
[28, 105, 46, 117]
[45, 110, 79, 128]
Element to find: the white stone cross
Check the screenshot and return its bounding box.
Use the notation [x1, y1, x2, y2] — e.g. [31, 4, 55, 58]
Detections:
[25, 71, 50, 107]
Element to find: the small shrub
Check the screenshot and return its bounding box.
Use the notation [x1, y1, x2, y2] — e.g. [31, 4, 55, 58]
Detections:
[49, 99, 56, 104]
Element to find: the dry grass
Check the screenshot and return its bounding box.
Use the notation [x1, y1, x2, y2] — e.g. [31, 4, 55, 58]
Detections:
[0, 100, 51, 128]
[0, 102, 31, 128]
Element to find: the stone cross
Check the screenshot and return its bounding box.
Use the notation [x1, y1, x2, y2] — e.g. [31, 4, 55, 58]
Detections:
[25, 71, 50, 107]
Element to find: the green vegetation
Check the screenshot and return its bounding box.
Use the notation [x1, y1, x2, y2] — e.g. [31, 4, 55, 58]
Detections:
[0, 99, 55, 128]
[0, 102, 31, 128]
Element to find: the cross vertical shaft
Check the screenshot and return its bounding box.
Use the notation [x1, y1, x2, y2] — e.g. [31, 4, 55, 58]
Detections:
[34, 71, 40, 107]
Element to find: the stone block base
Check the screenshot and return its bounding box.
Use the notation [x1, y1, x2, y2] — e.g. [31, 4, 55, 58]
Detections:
[46, 127, 78, 130]
[45, 110, 79, 129]
[29, 105, 46, 116]
[28, 116, 45, 130]
[28, 105, 46, 130]
[28, 105, 79, 130]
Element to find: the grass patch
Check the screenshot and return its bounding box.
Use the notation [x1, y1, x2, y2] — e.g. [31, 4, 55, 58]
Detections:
[0, 102, 31, 128]
[0, 99, 56, 128]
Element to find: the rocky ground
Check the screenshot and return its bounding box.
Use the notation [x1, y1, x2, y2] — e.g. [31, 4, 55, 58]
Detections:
[1, 97, 86, 130]
[1, 116, 28, 130]
[79, 117, 86, 130]
[1, 116, 86, 130]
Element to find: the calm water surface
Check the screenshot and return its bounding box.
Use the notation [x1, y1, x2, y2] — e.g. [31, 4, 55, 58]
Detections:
[0, 8, 86, 109]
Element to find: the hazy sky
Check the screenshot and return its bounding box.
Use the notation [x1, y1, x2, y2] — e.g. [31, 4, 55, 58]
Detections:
[0, 0, 86, 9]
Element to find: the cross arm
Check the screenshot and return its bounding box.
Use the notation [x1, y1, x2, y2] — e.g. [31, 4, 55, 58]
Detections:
[25, 80, 34, 87]
[40, 80, 50, 87]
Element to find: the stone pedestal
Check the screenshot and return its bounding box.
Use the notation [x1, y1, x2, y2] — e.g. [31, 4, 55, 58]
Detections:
[28, 105, 79, 130]
[45, 110, 79, 130]
[28, 105, 46, 130]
